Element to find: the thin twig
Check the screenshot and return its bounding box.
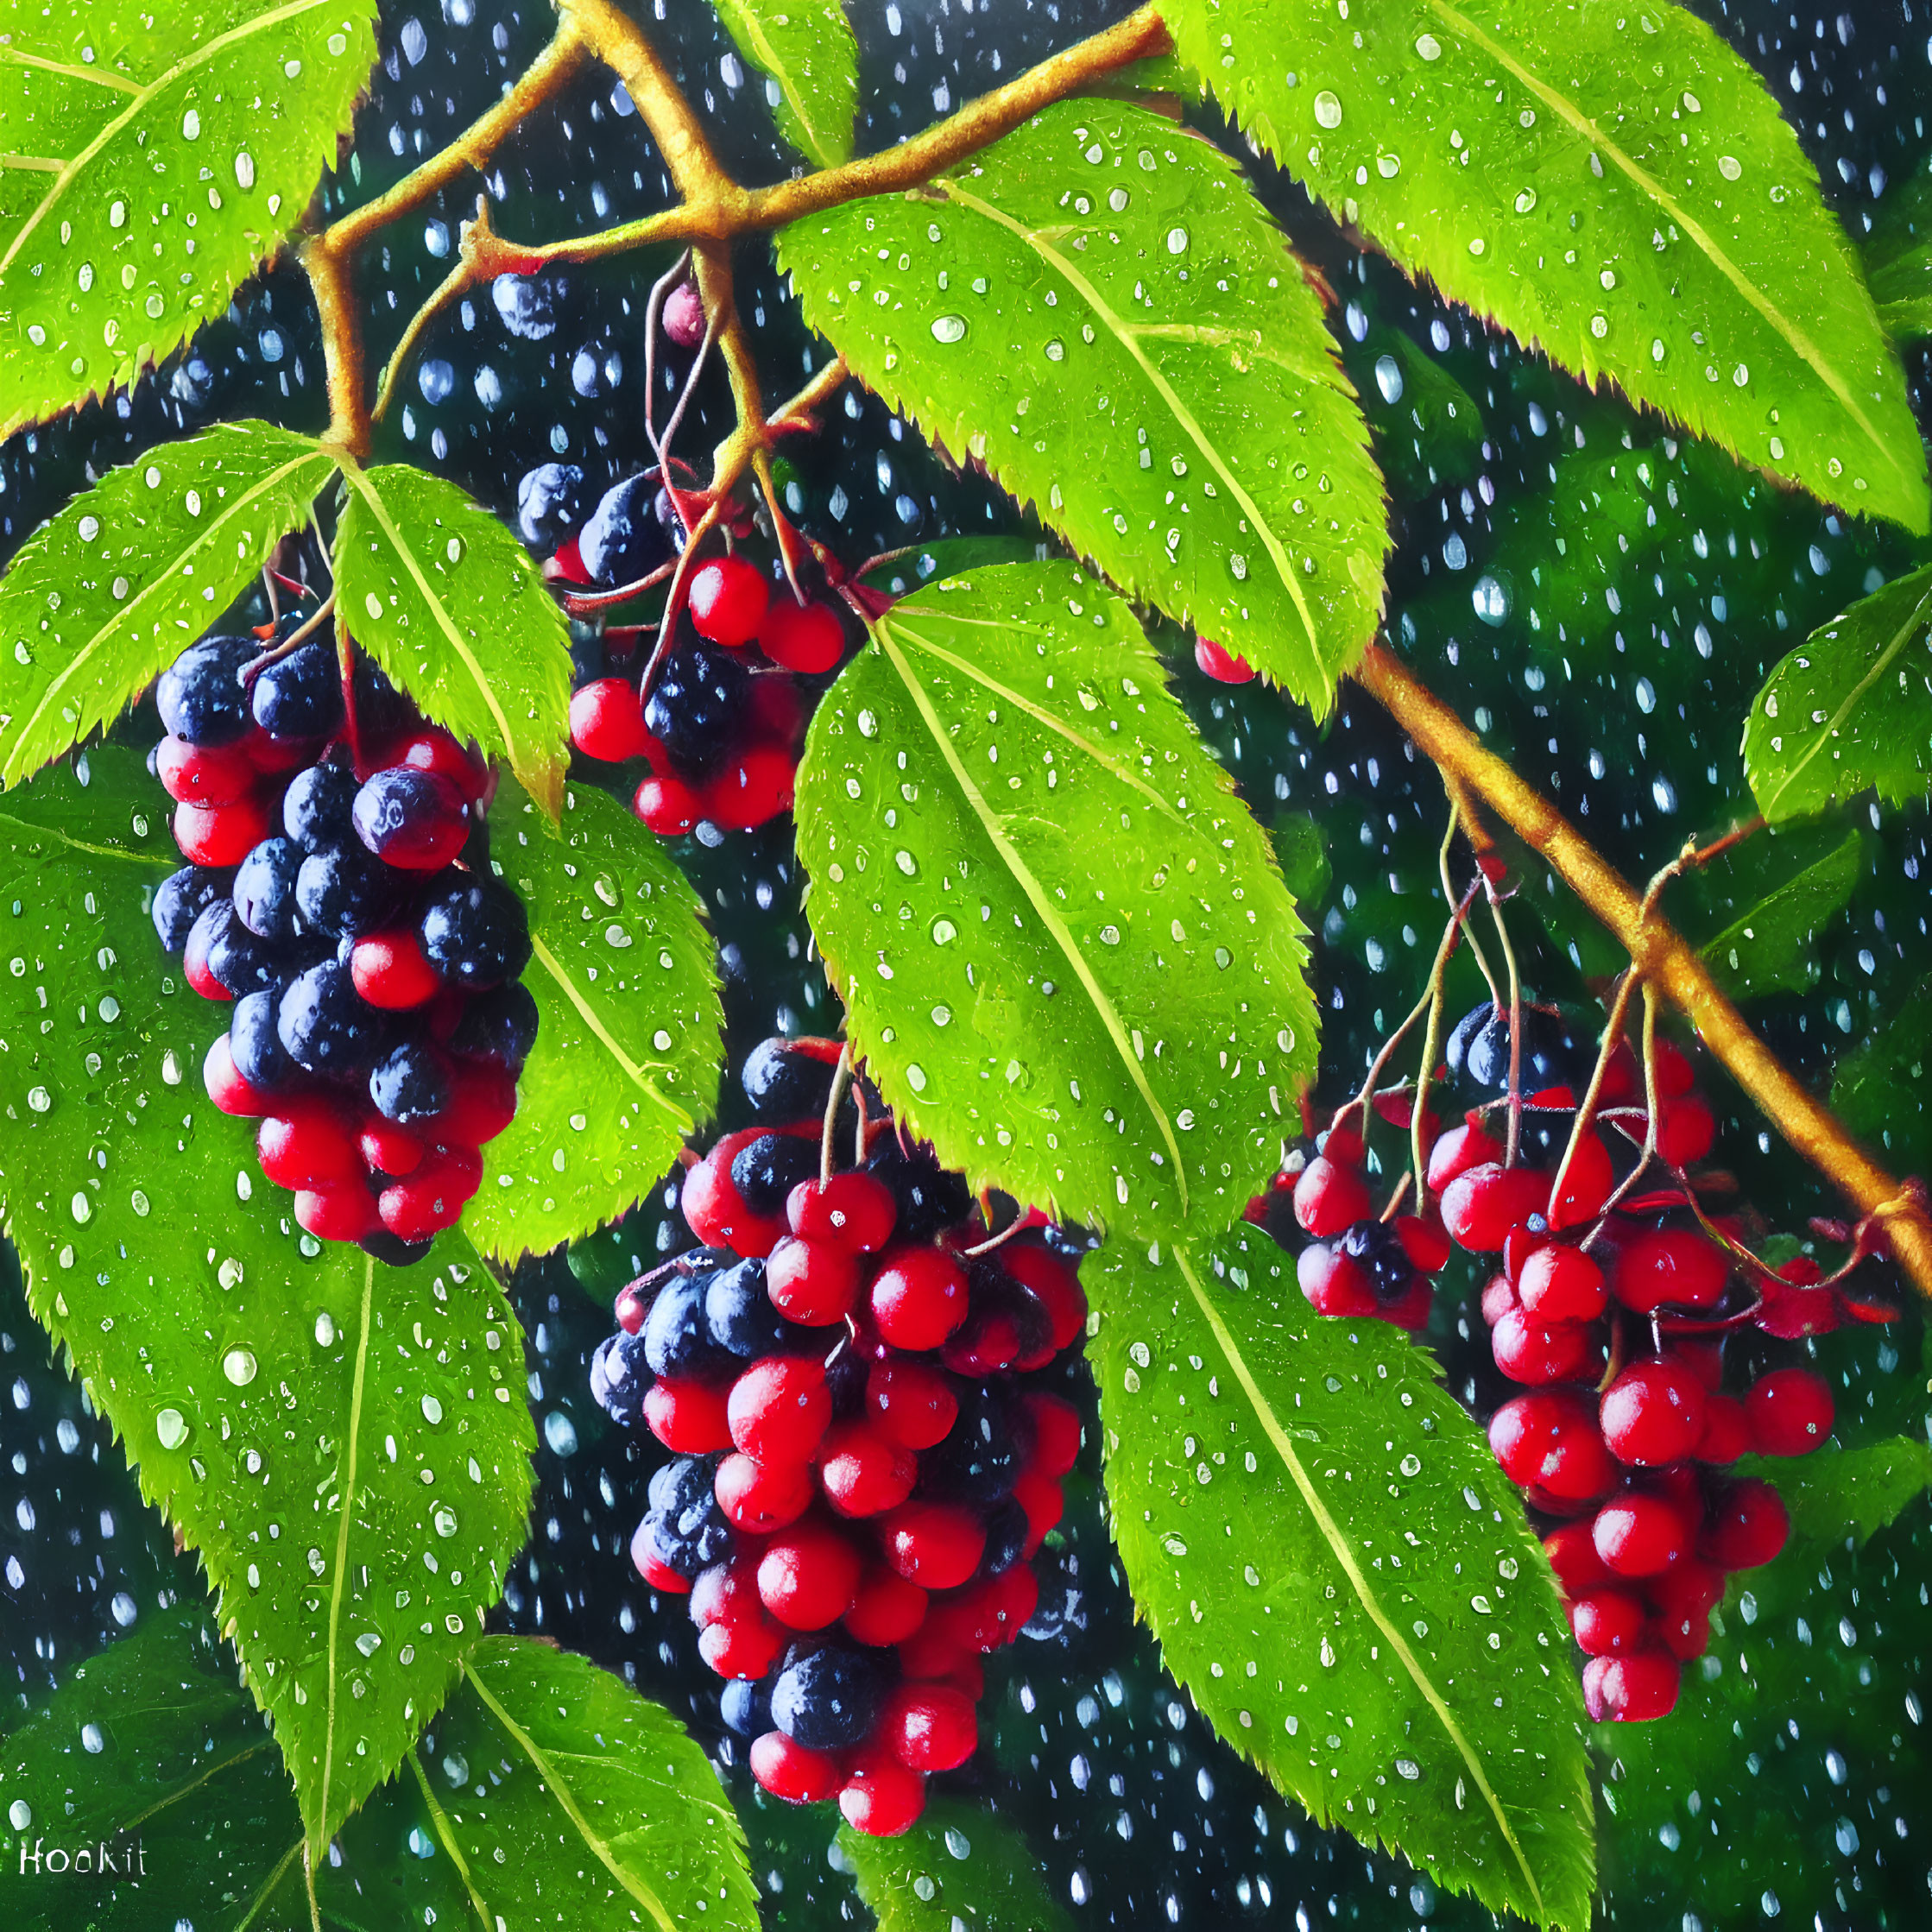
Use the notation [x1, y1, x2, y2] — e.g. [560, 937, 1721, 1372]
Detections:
[239, 592, 338, 684]
[641, 249, 693, 452]
[1544, 965, 1643, 1223]
[818, 1040, 854, 1190]
[1485, 886, 1525, 1168]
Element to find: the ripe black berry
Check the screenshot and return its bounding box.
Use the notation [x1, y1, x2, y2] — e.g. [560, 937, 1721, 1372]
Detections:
[580, 472, 679, 587]
[153, 866, 230, 951]
[417, 874, 531, 988]
[919, 1382, 1020, 1502]
[591, 1329, 652, 1421]
[719, 1676, 773, 1738]
[198, 902, 284, 997]
[865, 1136, 974, 1242]
[229, 988, 295, 1091]
[771, 1644, 881, 1752]
[704, 1256, 818, 1358]
[231, 837, 305, 943]
[642, 635, 749, 780]
[642, 1273, 732, 1380]
[276, 960, 387, 1075]
[445, 981, 540, 1070]
[730, 1132, 819, 1215]
[250, 640, 344, 740]
[369, 1040, 450, 1123]
[1339, 1219, 1414, 1303]
[742, 1036, 839, 1120]
[281, 761, 358, 851]
[515, 461, 588, 548]
[295, 844, 400, 939]
[156, 637, 254, 745]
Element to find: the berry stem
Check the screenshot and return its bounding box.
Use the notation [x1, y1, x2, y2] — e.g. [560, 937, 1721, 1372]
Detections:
[641, 249, 695, 456]
[1483, 887, 1525, 1168]
[819, 1039, 854, 1190]
[238, 591, 337, 686]
[1354, 639, 1932, 1304]
[371, 199, 489, 426]
[1405, 816, 1486, 1203]
[1544, 965, 1644, 1224]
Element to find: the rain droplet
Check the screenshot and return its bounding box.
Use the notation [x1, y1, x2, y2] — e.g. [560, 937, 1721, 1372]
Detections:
[1373, 355, 1404, 405]
[1415, 32, 1442, 59]
[421, 1395, 445, 1426]
[1590, 314, 1609, 338]
[543, 1411, 578, 1455]
[1718, 155, 1741, 181]
[1651, 338, 1667, 364]
[221, 1348, 257, 1387]
[181, 109, 201, 141]
[1514, 189, 1537, 214]
[1165, 226, 1189, 256]
[1471, 576, 1510, 626]
[1312, 91, 1342, 129]
[930, 314, 966, 344]
[26, 1086, 49, 1113]
[1044, 338, 1065, 363]
[432, 1505, 459, 1537]
[1376, 153, 1399, 178]
[155, 1408, 189, 1450]
[8, 1801, 29, 1831]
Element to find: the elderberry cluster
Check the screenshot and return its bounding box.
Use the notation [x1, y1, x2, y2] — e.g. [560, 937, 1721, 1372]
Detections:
[590, 1037, 1086, 1835]
[149, 616, 537, 1264]
[1260, 998, 1892, 1724]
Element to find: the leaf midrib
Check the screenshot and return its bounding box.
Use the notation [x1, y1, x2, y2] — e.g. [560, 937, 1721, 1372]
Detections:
[2, 439, 332, 786]
[0, 45, 144, 98]
[1754, 567, 1932, 818]
[1699, 829, 1859, 971]
[0, 805, 174, 867]
[0, 0, 338, 275]
[935, 177, 1330, 700]
[461, 1657, 678, 1932]
[409, 1745, 494, 1931]
[1171, 1241, 1548, 1921]
[1426, 0, 1914, 505]
[874, 616, 1190, 1214]
[717, 0, 849, 169]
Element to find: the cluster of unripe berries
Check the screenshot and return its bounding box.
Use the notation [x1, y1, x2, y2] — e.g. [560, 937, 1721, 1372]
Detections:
[590, 1037, 1087, 1834]
[1260, 999, 1871, 1724]
[148, 616, 536, 1265]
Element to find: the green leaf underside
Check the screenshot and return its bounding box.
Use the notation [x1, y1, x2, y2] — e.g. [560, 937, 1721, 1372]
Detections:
[1743, 562, 1932, 820]
[0, 423, 335, 787]
[1163, 0, 1929, 534]
[0, 0, 378, 440]
[0, 1612, 305, 1929]
[1692, 828, 1860, 997]
[1863, 161, 1932, 342]
[0, 749, 534, 1852]
[1092, 1226, 1594, 1929]
[463, 780, 723, 1261]
[839, 1795, 1073, 1931]
[776, 98, 1389, 714]
[712, 0, 857, 169]
[1833, 977, 1932, 1181]
[332, 462, 575, 818]
[794, 560, 1315, 1246]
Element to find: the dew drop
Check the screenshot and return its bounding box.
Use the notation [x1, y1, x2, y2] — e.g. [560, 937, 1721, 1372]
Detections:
[1312, 91, 1342, 129]
[1165, 226, 1189, 256]
[1415, 32, 1442, 59]
[155, 1407, 189, 1450]
[930, 313, 967, 344]
[314, 1311, 336, 1348]
[1471, 575, 1510, 626]
[1514, 189, 1537, 214]
[8, 1802, 29, 1831]
[221, 1348, 257, 1387]
[421, 1394, 445, 1426]
[432, 1505, 459, 1537]
[1373, 355, 1403, 405]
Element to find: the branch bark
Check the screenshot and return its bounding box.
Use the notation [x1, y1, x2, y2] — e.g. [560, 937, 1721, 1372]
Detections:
[1354, 639, 1932, 1304]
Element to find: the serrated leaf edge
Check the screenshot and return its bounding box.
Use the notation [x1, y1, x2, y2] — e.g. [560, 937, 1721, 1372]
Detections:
[932, 174, 1335, 702]
[1423, 0, 1921, 521]
[336, 458, 566, 819]
[1751, 564, 1932, 819]
[1167, 1239, 1554, 1924]
[0, 442, 335, 788]
[869, 609, 1190, 1214]
[457, 1655, 687, 1932]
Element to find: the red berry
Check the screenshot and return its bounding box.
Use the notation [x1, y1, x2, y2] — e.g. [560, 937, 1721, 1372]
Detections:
[378, 1146, 482, 1241]
[1647, 1556, 1726, 1625]
[1610, 1228, 1728, 1313]
[663, 279, 706, 347]
[1592, 1493, 1694, 1577]
[350, 928, 443, 1009]
[157, 736, 256, 805]
[1654, 1095, 1715, 1165]
[818, 1421, 918, 1518]
[203, 1035, 276, 1117]
[868, 1246, 969, 1349]
[1545, 1133, 1613, 1230]
[1653, 1041, 1695, 1095]
[1600, 1356, 1708, 1467]
[713, 1451, 813, 1533]
[1479, 1274, 1520, 1328]
[750, 1730, 842, 1804]
[352, 767, 469, 870]
[1744, 1367, 1834, 1456]
[698, 1616, 785, 1679]
[1440, 1162, 1549, 1251]
[258, 1103, 364, 1190]
[838, 1746, 926, 1837]
[1582, 1650, 1680, 1721]
[882, 1500, 986, 1589]
[728, 1355, 831, 1463]
[174, 795, 269, 868]
[1695, 1393, 1752, 1463]
[1378, 1277, 1435, 1330]
[1321, 1125, 1366, 1165]
[759, 597, 846, 673]
[1426, 1117, 1503, 1191]
[615, 1282, 649, 1334]
[1193, 636, 1254, 683]
[758, 1521, 862, 1629]
[182, 915, 229, 1001]
[642, 1378, 734, 1453]
[702, 742, 796, 830]
[680, 1129, 786, 1256]
[690, 1555, 761, 1629]
[866, 1360, 958, 1449]
[630, 1515, 692, 1594]
[1492, 1308, 1602, 1385]
[688, 555, 770, 648]
[1012, 1469, 1064, 1555]
[633, 769, 704, 836]
[766, 1234, 861, 1325]
[1516, 1244, 1606, 1322]
[999, 1244, 1087, 1351]
[245, 727, 318, 773]
[1487, 1390, 1618, 1503]
[786, 1171, 897, 1252]
[1291, 1155, 1372, 1238]
[1393, 1213, 1453, 1273]
[294, 1183, 380, 1243]
[879, 1683, 977, 1772]
[359, 1113, 424, 1178]
[746, 672, 805, 748]
[570, 678, 653, 761]
[1702, 1479, 1789, 1568]
[1020, 1392, 1082, 1477]
[1296, 1242, 1380, 1318]
[399, 728, 488, 799]
[427, 1059, 518, 1146]
[1544, 1520, 1614, 1595]
[844, 1565, 928, 1645]
[939, 1304, 1024, 1376]
[1569, 1588, 1648, 1657]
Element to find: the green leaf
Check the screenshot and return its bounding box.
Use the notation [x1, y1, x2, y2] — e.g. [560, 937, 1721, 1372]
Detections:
[1743, 562, 1932, 820]
[1734, 1438, 1932, 1552]
[332, 461, 575, 817]
[0, 0, 378, 440]
[856, 534, 1047, 599]
[794, 559, 1315, 1246]
[839, 1795, 1071, 1931]
[713, 0, 857, 169]
[776, 98, 1389, 714]
[0, 1612, 305, 1928]
[1833, 977, 1932, 1180]
[1683, 826, 1861, 998]
[0, 748, 534, 1854]
[1343, 322, 1485, 503]
[0, 423, 334, 787]
[1268, 811, 1331, 908]
[1090, 1223, 1594, 1929]
[462, 780, 723, 1262]
[1163, 0, 1929, 533]
[1863, 160, 1932, 342]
